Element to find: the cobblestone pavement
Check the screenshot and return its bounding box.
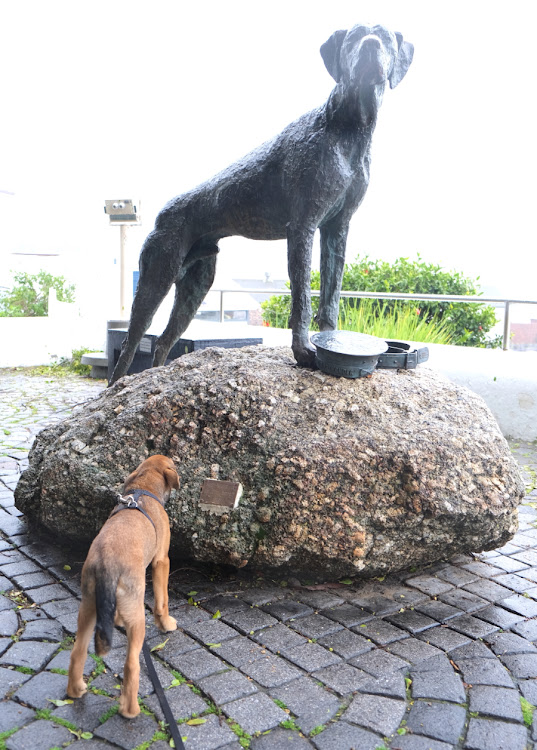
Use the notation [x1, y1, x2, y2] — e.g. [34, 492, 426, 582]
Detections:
[1, 369, 537, 750]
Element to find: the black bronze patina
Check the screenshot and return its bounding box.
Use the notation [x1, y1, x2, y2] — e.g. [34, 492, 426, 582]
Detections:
[109, 24, 414, 385]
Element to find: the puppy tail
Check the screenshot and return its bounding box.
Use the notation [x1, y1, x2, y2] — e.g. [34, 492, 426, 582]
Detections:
[94, 572, 117, 656]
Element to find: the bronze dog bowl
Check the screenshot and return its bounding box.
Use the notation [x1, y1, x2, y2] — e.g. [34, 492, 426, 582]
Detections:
[311, 331, 389, 378]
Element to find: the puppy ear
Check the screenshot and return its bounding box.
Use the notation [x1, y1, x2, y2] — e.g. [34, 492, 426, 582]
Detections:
[320, 29, 347, 82]
[389, 33, 414, 89]
[164, 467, 180, 491]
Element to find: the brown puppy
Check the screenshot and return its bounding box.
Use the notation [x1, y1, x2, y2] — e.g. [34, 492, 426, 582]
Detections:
[67, 455, 179, 718]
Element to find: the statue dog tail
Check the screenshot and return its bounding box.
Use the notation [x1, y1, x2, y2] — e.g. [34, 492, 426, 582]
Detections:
[94, 571, 118, 656]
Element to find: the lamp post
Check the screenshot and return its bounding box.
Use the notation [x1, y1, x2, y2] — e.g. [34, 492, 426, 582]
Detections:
[104, 199, 141, 318]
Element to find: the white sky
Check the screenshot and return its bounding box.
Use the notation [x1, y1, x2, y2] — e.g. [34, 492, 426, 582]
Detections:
[1, 0, 536, 318]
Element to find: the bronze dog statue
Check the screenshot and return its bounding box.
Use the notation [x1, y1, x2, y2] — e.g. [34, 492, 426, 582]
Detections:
[110, 24, 413, 385]
[67, 455, 179, 718]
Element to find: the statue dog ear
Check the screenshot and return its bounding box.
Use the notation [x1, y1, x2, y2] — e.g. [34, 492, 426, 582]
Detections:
[390, 33, 414, 89]
[320, 29, 347, 82]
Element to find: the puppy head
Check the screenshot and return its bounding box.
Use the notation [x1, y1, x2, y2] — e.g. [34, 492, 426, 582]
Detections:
[124, 454, 180, 501]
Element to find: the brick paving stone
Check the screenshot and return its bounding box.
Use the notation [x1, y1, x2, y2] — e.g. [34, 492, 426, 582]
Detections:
[182, 617, 238, 644]
[493, 573, 534, 593]
[461, 561, 504, 578]
[311, 721, 383, 750]
[449, 640, 495, 659]
[171, 603, 213, 628]
[45, 649, 93, 674]
[410, 665, 466, 702]
[462, 578, 515, 602]
[357, 670, 407, 700]
[202, 594, 250, 615]
[350, 593, 402, 615]
[12, 670, 68, 709]
[0, 640, 58, 671]
[197, 668, 258, 704]
[512, 619, 537, 640]
[447, 613, 499, 639]
[270, 675, 341, 734]
[486, 554, 530, 573]
[468, 685, 524, 722]
[251, 727, 313, 749]
[390, 737, 455, 750]
[25, 583, 72, 605]
[40, 597, 80, 618]
[282, 641, 340, 671]
[143, 682, 209, 721]
[240, 587, 286, 606]
[501, 593, 537, 617]
[386, 610, 438, 634]
[436, 564, 478, 586]
[354, 617, 408, 645]
[19, 618, 64, 642]
[501, 653, 537, 679]
[317, 628, 373, 658]
[211, 636, 267, 667]
[404, 575, 454, 596]
[223, 607, 279, 634]
[512, 548, 537, 566]
[313, 662, 370, 695]
[0, 550, 29, 566]
[389, 586, 430, 607]
[406, 700, 467, 744]
[414, 599, 463, 623]
[343, 692, 406, 735]
[410, 653, 453, 672]
[295, 590, 345, 610]
[520, 678, 537, 705]
[252, 624, 307, 653]
[438, 588, 489, 613]
[239, 652, 301, 687]
[473, 603, 525, 629]
[418, 625, 471, 652]
[0, 597, 15, 613]
[289, 614, 343, 639]
[94, 712, 160, 749]
[0, 701, 34, 732]
[386, 637, 443, 665]
[0, 560, 41, 578]
[319, 603, 373, 627]
[486, 631, 537, 655]
[17, 542, 66, 568]
[261, 599, 314, 622]
[52, 691, 117, 732]
[464, 717, 528, 750]
[350, 648, 409, 678]
[146, 627, 200, 655]
[164, 646, 227, 681]
[455, 657, 514, 687]
[222, 691, 288, 734]
[0, 609, 18, 636]
[5, 718, 73, 750]
[10, 571, 57, 589]
[0, 665, 31, 698]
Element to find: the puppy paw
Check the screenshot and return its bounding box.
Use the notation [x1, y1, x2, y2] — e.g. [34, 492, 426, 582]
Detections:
[156, 615, 177, 632]
[119, 695, 140, 719]
[66, 680, 87, 699]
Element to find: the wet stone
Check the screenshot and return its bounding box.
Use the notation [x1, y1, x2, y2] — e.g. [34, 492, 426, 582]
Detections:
[385, 609, 438, 634]
[438, 588, 489, 613]
[357, 670, 408, 700]
[455, 657, 514, 687]
[414, 599, 463, 623]
[313, 663, 370, 695]
[197, 668, 258, 704]
[317, 628, 373, 658]
[94, 712, 160, 749]
[5, 718, 73, 750]
[19, 618, 64, 642]
[405, 700, 467, 745]
[449, 640, 495, 660]
[294, 590, 345, 610]
[512, 619, 537, 640]
[25, 583, 73, 605]
[261, 599, 314, 622]
[350, 648, 409, 678]
[354, 617, 407, 645]
[462, 578, 514, 602]
[410, 666, 466, 703]
[485, 631, 537, 655]
[501, 593, 537, 617]
[350, 593, 401, 616]
[500, 653, 537, 679]
[270, 675, 341, 734]
[468, 685, 524, 722]
[222, 691, 288, 734]
[404, 575, 454, 597]
[447, 613, 499, 639]
[464, 717, 528, 750]
[310, 721, 383, 750]
[344, 692, 406, 735]
[320, 603, 372, 627]
[252, 624, 306, 653]
[473, 603, 525, 629]
[0, 640, 58, 671]
[436, 564, 478, 586]
[386, 637, 443, 665]
[13, 671, 69, 709]
[0, 701, 35, 732]
[288, 613, 343, 639]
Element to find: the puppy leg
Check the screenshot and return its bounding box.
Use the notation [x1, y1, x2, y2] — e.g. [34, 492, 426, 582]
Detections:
[67, 597, 96, 698]
[151, 557, 177, 632]
[119, 604, 145, 718]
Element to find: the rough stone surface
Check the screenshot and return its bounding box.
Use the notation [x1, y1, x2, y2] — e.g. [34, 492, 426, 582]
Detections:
[14, 347, 523, 577]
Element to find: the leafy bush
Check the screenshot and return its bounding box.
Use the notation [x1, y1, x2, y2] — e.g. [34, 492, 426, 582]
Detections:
[261, 254, 500, 347]
[0, 271, 75, 317]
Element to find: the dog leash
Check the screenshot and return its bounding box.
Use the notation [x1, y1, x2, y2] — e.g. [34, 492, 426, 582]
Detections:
[111, 489, 163, 529]
[142, 639, 186, 749]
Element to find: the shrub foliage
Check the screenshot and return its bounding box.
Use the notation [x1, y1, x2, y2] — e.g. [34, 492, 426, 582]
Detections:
[0, 271, 75, 317]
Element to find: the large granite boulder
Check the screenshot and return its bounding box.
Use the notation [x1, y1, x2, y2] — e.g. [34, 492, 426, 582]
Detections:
[15, 346, 524, 578]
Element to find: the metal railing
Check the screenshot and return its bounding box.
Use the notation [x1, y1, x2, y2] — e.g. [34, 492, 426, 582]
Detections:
[213, 288, 537, 351]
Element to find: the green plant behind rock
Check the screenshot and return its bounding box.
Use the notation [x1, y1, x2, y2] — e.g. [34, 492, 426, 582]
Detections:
[261, 253, 500, 347]
[0, 270, 75, 317]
